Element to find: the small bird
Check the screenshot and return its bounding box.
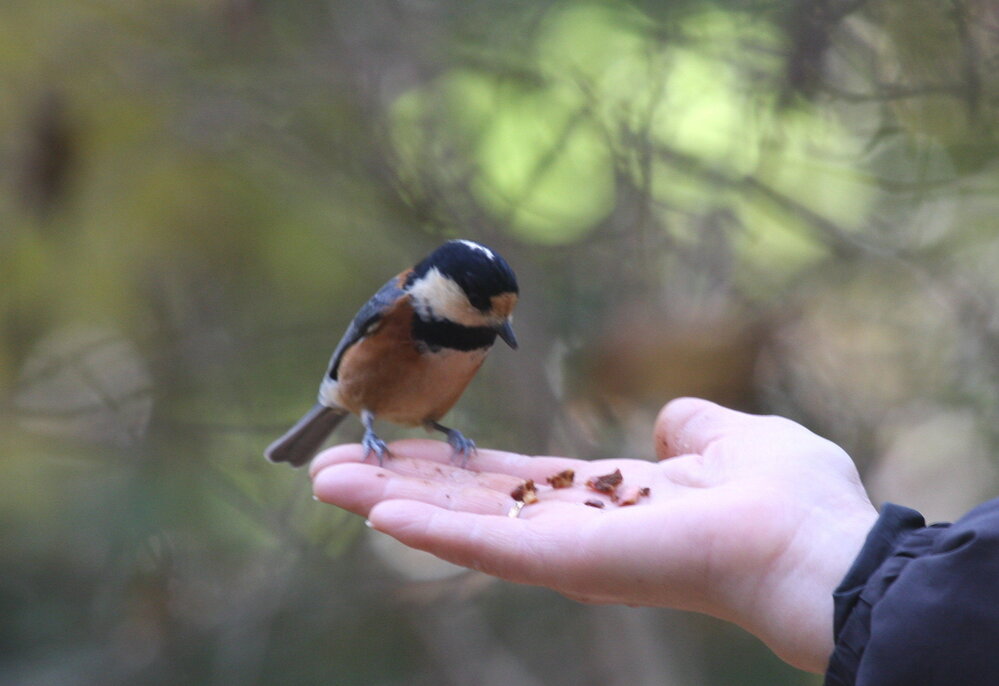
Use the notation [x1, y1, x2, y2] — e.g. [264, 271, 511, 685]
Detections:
[266, 239, 519, 467]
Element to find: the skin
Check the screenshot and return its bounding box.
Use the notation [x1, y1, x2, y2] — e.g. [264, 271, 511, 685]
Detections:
[310, 397, 879, 673]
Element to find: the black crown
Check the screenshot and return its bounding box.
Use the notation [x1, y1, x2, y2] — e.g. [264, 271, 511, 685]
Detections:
[408, 240, 518, 311]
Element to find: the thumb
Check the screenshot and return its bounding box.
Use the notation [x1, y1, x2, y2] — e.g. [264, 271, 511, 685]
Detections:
[654, 397, 736, 461]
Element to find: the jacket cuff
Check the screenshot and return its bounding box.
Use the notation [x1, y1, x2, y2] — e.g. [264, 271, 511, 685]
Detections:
[823, 503, 927, 685]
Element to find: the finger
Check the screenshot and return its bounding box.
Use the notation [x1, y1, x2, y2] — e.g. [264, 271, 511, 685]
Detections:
[312, 462, 518, 518]
[366, 499, 584, 585]
[366, 497, 715, 608]
[312, 444, 524, 493]
[310, 441, 592, 495]
[312, 438, 585, 482]
[309, 443, 367, 478]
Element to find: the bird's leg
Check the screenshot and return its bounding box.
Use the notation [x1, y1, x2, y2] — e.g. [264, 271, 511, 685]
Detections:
[426, 421, 476, 467]
[361, 410, 389, 465]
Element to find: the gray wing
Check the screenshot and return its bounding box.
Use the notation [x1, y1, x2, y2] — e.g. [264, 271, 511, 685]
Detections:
[325, 276, 406, 381]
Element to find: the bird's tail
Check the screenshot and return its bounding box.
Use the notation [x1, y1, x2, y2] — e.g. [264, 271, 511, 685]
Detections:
[265, 403, 349, 467]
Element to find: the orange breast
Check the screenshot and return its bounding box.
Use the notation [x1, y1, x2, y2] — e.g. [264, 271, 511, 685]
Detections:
[333, 297, 489, 426]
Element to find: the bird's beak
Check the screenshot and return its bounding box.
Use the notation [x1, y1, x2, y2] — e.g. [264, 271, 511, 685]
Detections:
[497, 320, 518, 349]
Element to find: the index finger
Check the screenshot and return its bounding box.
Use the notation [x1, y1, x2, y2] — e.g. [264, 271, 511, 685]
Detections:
[309, 438, 584, 482]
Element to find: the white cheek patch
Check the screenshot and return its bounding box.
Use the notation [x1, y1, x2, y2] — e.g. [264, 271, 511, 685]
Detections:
[407, 267, 487, 327]
[455, 240, 495, 260]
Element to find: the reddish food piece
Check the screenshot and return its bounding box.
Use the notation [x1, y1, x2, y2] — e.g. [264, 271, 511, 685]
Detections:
[617, 485, 643, 506]
[546, 469, 575, 489]
[584, 500, 606, 509]
[510, 479, 539, 505]
[586, 469, 623, 495]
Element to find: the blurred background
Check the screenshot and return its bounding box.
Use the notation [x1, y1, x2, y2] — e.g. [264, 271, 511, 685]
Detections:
[3, 0, 999, 684]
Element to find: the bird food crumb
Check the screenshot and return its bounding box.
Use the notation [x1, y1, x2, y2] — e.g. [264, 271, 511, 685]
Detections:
[618, 485, 652, 506]
[546, 469, 575, 489]
[586, 469, 623, 495]
[510, 479, 539, 505]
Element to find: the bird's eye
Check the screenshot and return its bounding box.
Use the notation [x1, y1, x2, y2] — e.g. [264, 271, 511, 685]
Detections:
[468, 292, 491, 312]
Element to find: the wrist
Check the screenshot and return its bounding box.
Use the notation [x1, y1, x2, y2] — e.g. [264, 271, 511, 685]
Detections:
[737, 497, 878, 672]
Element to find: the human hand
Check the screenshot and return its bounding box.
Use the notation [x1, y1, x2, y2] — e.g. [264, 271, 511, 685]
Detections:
[310, 397, 878, 673]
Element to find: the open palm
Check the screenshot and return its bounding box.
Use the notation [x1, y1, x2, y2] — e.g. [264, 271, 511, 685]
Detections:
[310, 398, 877, 673]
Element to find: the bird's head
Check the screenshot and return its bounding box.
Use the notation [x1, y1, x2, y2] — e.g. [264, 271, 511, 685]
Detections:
[405, 239, 519, 348]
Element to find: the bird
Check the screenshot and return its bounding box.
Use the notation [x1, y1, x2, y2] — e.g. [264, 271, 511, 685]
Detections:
[265, 239, 519, 468]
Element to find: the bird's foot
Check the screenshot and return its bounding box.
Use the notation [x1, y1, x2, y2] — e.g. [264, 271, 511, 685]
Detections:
[428, 422, 477, 467]
[362, 430, 390, 466]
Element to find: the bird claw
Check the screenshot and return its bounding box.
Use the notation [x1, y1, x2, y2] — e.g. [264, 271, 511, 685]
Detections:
[362, 431, 390, 465]
[445, 431, 476, 468]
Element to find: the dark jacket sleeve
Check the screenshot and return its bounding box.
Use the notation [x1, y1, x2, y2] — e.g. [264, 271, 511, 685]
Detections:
[825, 498, 999, 686]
